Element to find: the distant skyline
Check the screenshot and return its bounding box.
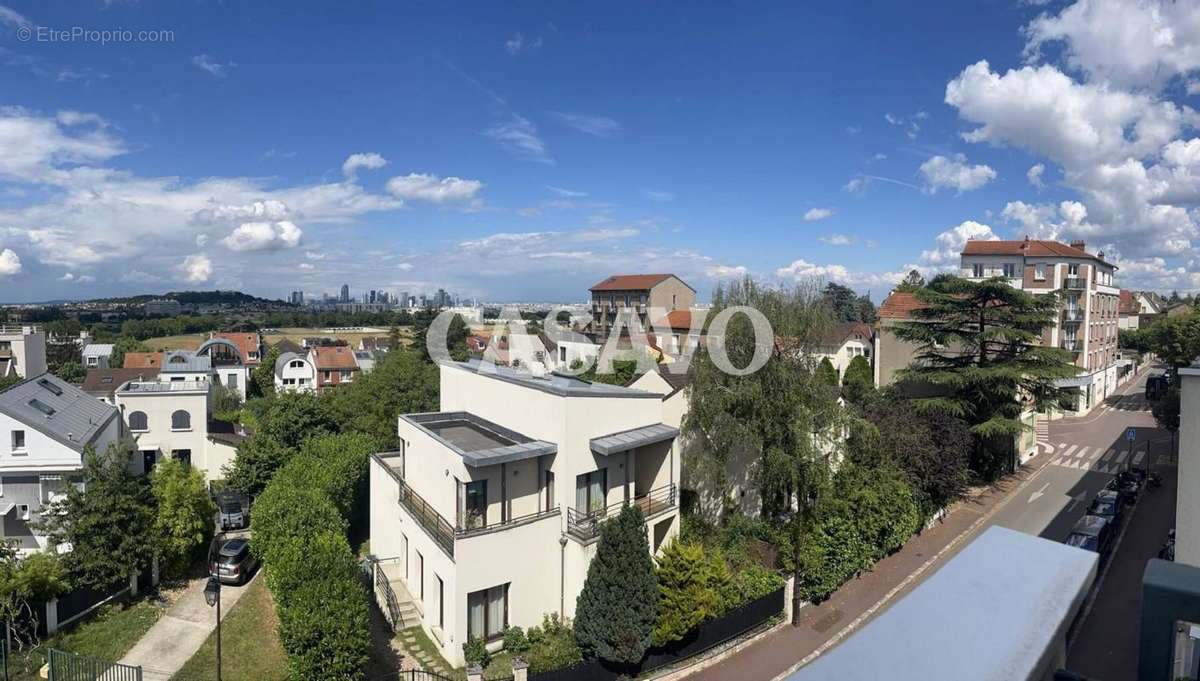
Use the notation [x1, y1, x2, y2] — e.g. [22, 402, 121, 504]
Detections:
[1, 1, 1200, 303]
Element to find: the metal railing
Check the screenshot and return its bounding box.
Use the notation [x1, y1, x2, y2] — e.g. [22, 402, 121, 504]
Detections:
[1063, 308, 1085, 322]
[47, 648, 142, 681]
[369, 558, 405, 631]
[1064, 277, 1087, 289]
[396, 479, 456, 558]
[455, 506, 560, 538]
[1061, 339, 1081, 352]
[567, 483, 677, 541]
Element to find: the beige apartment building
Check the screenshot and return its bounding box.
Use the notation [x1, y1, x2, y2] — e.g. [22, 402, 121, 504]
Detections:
[589, 274, 695, 337]
[0, 326, 47, 379]
[368, 360, 681, 666]
[876, 238, 1124, 415]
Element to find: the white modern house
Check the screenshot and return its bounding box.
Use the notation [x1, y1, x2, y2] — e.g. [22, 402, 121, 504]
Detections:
[0, 374, 124, 552]
[0, 326, 48, 379]
[815, 322, 873, 383]
[274, 352, 317, 393]
[114, 351, 240, 481]
[82, 343, 114, 369]
[369, 360, 681, 666]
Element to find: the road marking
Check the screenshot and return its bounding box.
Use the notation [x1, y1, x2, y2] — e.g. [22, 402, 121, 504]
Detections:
[1063, 445, 1079, 457]
[1075, 446, 1091, 459]
[1088, 448, 1102, 461]
[1115, 451, 1128, 465]
[1029, 482, 1050, 504]
[1101, 448, 1115, 462]
[1058, 442, 1068, 451]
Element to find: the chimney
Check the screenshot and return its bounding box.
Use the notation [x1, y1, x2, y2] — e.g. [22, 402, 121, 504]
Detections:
[1070, 239, 1086, 251]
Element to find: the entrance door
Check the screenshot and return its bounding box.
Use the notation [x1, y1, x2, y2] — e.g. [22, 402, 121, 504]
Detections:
[172, 450, 191, 467]
[142, 450, 157, 474]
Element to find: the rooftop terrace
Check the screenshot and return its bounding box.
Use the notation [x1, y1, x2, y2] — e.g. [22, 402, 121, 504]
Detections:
[401, 411, 556, 467]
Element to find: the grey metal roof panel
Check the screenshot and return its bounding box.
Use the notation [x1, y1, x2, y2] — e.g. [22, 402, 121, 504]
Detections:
[82, 344, 114, 357]
[590, 423, 679, 455]
[160, 351, 211, 373]
[400, 411, 556, 468]
[0, 373, 119, 453]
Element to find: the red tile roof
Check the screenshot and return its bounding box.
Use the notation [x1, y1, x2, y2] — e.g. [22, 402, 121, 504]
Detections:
[961, 239, 1109, 263]
[313, 345, 359, 370]
[653, 310, 696, 331]
[1119, 289, 1139, 315]
[212, 332, 261, 365]
[123, 352, 163, 369]
[821, 322, 873, 347]
[877, 291, 925, 320]
[590, 274, 691, 292]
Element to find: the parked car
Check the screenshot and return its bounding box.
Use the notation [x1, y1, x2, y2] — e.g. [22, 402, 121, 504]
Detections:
[216, 491, 249, 530]
[1065, 515, 1115, 556]
[1105, 475, 1139, 506]
[1087, 490, 1124, 526]
[1146, 375, 1168, 400]
[210, 538, 258, 585]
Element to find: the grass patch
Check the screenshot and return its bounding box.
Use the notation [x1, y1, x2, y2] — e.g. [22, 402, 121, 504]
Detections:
[398, 626, 454, 674]
[9, 596, 168, 681]
[171, 577, 288, 681]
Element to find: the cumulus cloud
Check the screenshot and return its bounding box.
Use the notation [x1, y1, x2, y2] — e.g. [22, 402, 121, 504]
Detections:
[221, 221, 302, 252]
[0, 248, 20, 277]
[386, 173, 483, 203]
[919, 154, 997, 194]
[181, 254, 212, 283]
[919, 220, 998, 266]
[59, 272, 95, 284]
[1027, 163, 1046, 190]
[804, 208, 835, 221]
[0, 106, 125, 184]
[191, 54, 236, 78]
[342, 152, 387, 178]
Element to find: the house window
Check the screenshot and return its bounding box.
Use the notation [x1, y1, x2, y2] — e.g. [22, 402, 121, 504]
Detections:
[416, 551, 424, 600]
[87, 357, 98, 367]
[290, 360, 304, 369]
[11, 430, 24, 451]
[436, 574, 445, 629]
[1034, 263, 1045, 280]
[575, 469, 607, 514]
[227, 373, 238, 389]
[323, 371, 332, 382]
[1069, 263, 1079, 276]
[171, 410, 191, 431]
[129, 411, 148, 431]
[467, 584, 509, 642]
[340, 370, 352, 381]
[1002, 263, 1016, 278]
[559, 347, 567, 362]
[972, 263, 984, 278]
[458, 479, 487, 529]
[545, 470, 555, 512]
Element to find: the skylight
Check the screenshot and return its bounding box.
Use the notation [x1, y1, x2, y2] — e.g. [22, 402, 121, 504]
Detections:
[29, 398, 56, 416]
[37, 378, 63, 396]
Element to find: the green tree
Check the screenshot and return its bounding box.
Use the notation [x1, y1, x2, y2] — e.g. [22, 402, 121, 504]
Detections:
[386, 325, 402, 351]
[109, 337, 150, 369]
[225, 434, 297, 498]
[1143, 313, 1200, 367]
[151, 458, 217, 578]
[38, 442, 157, 590]
[652, 541, 729, 646]
[0, 374, 20, 392]
[891, 276, 1077, 478]
[895, 269, 926, 293]
[816, 357, 839, 387]
[1152, 384, 1180, 443]
[574, 505, 658, 667]
[821, 282, 862, 322]
[252, 346, 281, 398]
[841, 355, 874, 403]
[0, 544, 67, 649]
[448, 314, 470, 362]
[329, 350, 438, 446]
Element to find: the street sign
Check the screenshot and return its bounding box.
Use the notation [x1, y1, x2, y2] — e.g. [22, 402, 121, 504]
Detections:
[1126, 427, 1137, 442]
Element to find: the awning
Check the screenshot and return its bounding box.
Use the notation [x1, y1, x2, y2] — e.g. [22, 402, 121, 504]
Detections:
[591, 423, 679, 456]
[1054, 376, 1092, 388]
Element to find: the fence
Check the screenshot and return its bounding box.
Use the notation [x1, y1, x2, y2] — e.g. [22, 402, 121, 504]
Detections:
[529, 585, 785, 681]
[370, 671, 456, 681]
[46, 648, 142, 681]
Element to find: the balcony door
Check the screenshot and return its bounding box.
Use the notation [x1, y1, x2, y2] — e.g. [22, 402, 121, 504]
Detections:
[457, 478, 487, 529]
[575, 469, 607, 515]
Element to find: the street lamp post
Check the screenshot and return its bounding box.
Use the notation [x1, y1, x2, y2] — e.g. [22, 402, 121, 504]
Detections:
[204, 576, 222, 681]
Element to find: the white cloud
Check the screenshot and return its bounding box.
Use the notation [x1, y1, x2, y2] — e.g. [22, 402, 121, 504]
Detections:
[0, 5, 29, 28]
[0, 248, 20, 277]
[546, 185, 587, 197]
[59, 272, 94, 283]
[485, 115, 553, 164]
[305, 251, 326, 260]
[0, 106, 125, 184]
[575, 227, 639, 241]
[505, 33, 542, 55]
[385, 173, 483, 203]
[191, 54, 236, 78]
[804, 207, 835, 221]
[883, 110, 927, 139]
[548, 112, 622, 138]
[706, 264, 747, 279]
[819, 234, 855, 246]
[342, 152, 387, 178]
[1027, 163, 1046, 190]
[181, 254, 212, 283]
[221, 221, 302, 252]
[843, 177, 867, 193]
[642, 189, 675, 202]
[397, 262, 414, 271]
[1023, 0, 1200, 92]
[298, 262, 314, 270]
[919, 220, 998, 266]
[919, 154, 997, 194]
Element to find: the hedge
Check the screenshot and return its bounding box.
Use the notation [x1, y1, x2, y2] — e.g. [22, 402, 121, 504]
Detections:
[249, 433, 373, 681]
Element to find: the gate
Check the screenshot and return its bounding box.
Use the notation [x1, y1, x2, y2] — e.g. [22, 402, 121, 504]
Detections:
[47, 648, 142, 681]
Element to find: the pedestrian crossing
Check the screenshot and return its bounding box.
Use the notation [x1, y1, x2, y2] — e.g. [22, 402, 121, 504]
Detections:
[1046, 442, 1145, 474]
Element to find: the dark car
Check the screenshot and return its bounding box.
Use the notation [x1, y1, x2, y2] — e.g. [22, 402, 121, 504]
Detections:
[215, 491, 249, 530]
[1065, 515, 1115, 556]
[210, 538, 258, 585]
[1146, 375, 1168, 400]
[1105, 475, 1139, 506]
[1087, 490, 1124, 526]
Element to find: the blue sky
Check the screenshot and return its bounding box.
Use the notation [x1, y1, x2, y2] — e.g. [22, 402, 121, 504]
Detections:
[1, 1, 1198, 303]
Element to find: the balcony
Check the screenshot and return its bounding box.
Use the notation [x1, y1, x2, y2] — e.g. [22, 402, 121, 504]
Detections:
[1062, 308, 1085, 323]
[1060, 339, 1081, 352]
[566, 483, 677, 542]
[1064, 277, 1087, 290]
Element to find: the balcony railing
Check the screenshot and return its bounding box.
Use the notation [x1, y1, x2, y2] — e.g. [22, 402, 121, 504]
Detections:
[456, 506, 560, 539]
[1060, 339, 1081, 352]
[1064, 277, 1087, 290]
[1063, 308, 1085, 322]
[396, 478, 456, 557]
[566, 483, 677, 542]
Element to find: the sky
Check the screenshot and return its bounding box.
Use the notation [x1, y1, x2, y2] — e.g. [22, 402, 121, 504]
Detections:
[1, 1, 1199, 304]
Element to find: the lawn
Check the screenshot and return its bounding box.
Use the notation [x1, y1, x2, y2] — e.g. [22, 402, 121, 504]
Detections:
[8, 597, 169, 681]
[142, 333, 209, 351]
[171, 576, 288, 681]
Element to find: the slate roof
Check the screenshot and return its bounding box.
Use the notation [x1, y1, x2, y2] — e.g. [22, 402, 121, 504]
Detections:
[82, 368, 161, 399]
[0, 373, 119, 452]
[274, 352, 310, 379]
[272, 338, 304, 355]
[820, 321, 874, 347]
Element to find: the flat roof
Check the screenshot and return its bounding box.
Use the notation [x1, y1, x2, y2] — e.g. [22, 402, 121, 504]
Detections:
[791, 526, 1097, 681]
[402, 411, 556, 467]
[443, 359, 663, 399]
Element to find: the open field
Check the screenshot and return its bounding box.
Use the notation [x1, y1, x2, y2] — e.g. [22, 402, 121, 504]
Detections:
[142, 326, 416, 353]
[142, 334, 209, 351]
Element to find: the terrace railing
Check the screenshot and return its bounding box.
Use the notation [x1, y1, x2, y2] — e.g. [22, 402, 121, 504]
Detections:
[567, 483, 677, 542]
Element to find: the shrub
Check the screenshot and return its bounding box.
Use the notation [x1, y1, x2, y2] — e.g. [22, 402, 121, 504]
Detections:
[151, 458, 216, 578]
[503, 625, 531, 656]
[653, 541, 729, 646]
[841, 355, 874, 403]
[526, 614, 583, 674]
[462, 636, 491, 669]
[251, 480, 345, 567]
[724, 565, 785, 609]
[574, 505, 659, 665]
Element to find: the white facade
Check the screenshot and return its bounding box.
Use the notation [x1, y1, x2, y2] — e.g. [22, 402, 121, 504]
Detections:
[1177, 366, 1200, 568]
[369, 361, 680, 666]
[0, 326, 48, 378]
[274, 352, 317, 393]
[82, 344, 114, 369]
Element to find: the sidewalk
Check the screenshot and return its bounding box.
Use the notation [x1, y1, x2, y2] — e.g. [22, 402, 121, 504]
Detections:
[685, 454, 1055, 681]
[119, 574, 253, 680]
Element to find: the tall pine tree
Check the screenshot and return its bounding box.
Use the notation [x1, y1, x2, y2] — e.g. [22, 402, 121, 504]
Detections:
[574, 505, 658, 668]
